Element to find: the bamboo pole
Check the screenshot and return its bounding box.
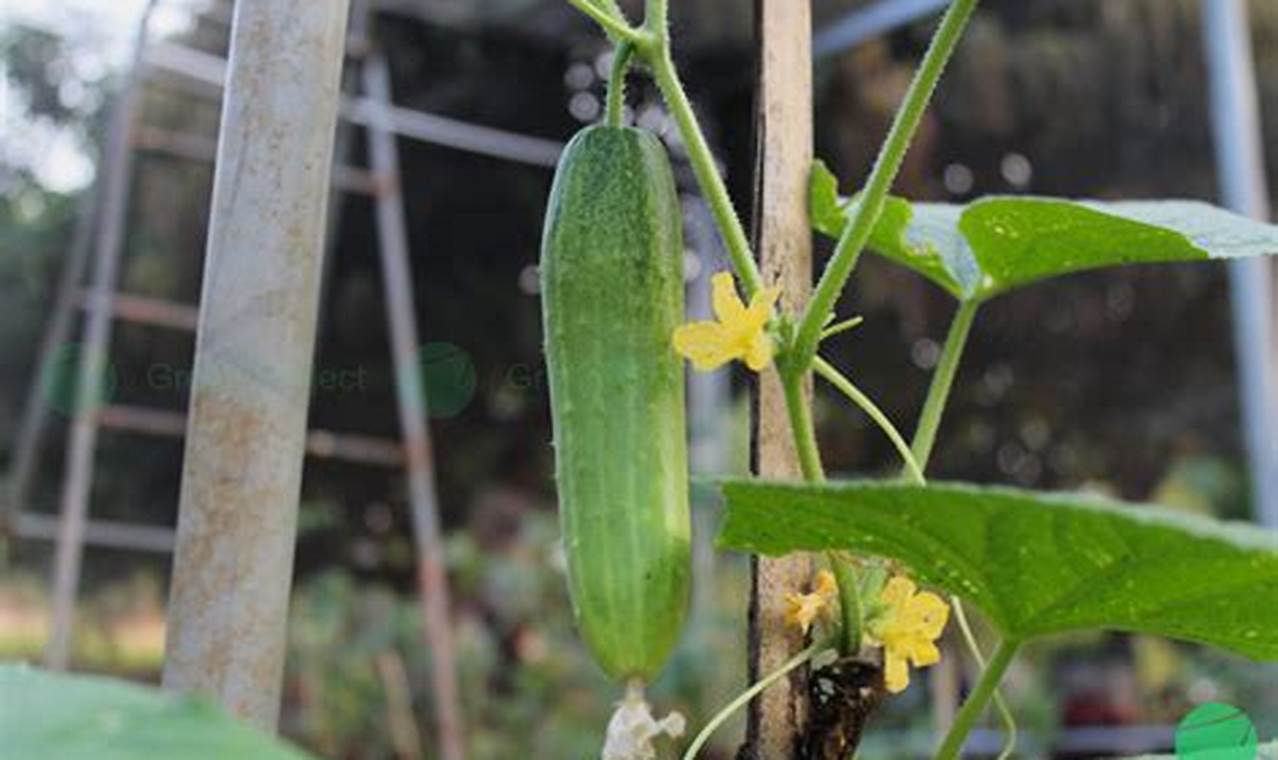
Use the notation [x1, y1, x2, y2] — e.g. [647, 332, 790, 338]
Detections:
[744, 0, 815, 756]
[363, 50, 467, 760]
[162, 0, 351, 730]
[43, 0, 157, 671]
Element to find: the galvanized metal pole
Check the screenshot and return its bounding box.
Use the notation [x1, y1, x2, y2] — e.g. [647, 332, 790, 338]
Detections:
[1201, 0, 1278, 529]
[362, 51, 466, 760]
[162, 0, 351, 730]
[43, 0, 157, 671]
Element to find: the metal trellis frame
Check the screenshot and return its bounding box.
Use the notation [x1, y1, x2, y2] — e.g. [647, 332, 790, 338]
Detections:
[0, 0, 584, 750]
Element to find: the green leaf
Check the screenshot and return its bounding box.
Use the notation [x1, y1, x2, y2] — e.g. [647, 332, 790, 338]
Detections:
[957, 198, 1278, 299]
[717, 479, 1278, 659]
[810, 162, 1278, 301]
[810, 161, 967, 298]
[0, 665, 318, 760]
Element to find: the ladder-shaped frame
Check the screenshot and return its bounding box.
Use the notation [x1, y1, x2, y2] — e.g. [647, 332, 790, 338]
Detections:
[0, 0, 563, 755]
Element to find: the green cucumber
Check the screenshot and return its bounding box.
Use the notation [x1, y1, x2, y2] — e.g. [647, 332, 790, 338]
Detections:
[540, 125, 690, 682]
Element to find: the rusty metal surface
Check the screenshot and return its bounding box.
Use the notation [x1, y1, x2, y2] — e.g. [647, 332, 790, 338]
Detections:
[77, 291, 201, 332]
[134, 125, 379, 195]
[161, 0, 352, 730]
[363, 51, 466, 760]
[15, 513, 175, 554]
[43, 0, 157, 672]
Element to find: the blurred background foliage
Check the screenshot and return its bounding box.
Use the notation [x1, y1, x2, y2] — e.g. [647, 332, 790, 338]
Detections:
[2, 0, 1278, 756]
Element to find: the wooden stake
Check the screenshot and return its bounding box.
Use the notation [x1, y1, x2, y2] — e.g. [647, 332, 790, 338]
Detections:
[745, 0, 814, 756]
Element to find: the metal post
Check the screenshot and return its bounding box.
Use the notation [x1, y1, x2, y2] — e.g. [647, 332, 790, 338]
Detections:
[363, 51, 466, 760]
[162, 0, 351, 730]
[684, 197, 731, 633]
[1201, 0, 1278, 529]
[42, 0, 157, 671]
[2, 189, 98, 540]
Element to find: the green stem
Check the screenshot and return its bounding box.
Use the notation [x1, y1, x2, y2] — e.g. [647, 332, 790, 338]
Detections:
[935, 640, 1020, 760]
[812, 356, 925, 485]
[820, 315, 864, 341]
[909, 299, 978, 471]
[781, 370, 826, 482]
[793, 0, 981, 370]
[829, 559, 863, 654]
[646, 48, 762, 297]
[779, 370, 871, 655]
[604, 41, 634, 127]
[682, 640, 831, 760]
[951, 596, 1017, 760]
[566, 0, 641, 43]
[644, 0, 668, 34]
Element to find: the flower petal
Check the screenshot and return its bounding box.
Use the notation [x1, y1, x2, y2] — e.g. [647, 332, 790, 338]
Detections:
[743, 332, 774, 372]
[880, 576, 916, 610]
[784, 592, 820, 634]
[673, 322, 737, 371]
[711, 272, 748, 324]
[813, 570, 838, 601]
[906, 639, 941, 667]
[907, 591, 950, 638]
[745, 285, 782, 328]
[884, 652, 910, 694]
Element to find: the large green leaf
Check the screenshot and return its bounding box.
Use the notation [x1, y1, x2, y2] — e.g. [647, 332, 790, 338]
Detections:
[811, 161, 969, 298]
[810, 164, 1278, 302]
[0, 665, 317, 760]
[717, 479, 1278, 659]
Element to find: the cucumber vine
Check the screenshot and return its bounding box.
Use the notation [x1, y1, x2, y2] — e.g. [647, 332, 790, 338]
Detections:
[558, 0, 1278, 758]
[567, 0, 995, 755]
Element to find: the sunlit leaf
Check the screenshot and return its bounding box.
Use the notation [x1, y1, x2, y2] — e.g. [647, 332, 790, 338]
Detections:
[717, 479, 1278, 659]
[811, 162, 1278, 302]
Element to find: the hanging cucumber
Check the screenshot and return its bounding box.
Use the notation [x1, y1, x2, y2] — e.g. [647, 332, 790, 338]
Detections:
[540, 124, 691, 687]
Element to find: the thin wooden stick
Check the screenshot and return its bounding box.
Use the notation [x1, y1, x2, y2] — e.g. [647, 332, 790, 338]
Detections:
[744, 0, 814, 755]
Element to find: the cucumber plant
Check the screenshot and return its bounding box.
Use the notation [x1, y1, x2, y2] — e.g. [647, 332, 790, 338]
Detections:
[550, 0, 1278, 757]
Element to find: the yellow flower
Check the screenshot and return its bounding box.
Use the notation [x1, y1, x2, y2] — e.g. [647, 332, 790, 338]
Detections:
[783, 570, 838, 635]
[673, 272, 780, 372]
[867, 576, 949, 694]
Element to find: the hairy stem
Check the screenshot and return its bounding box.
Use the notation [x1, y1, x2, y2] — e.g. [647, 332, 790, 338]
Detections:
[566, 0, 641, 43]
[909, 299, 979, 470]
[647, 50, 762, 297]
[935, 640, 1020, 760]
[793, 0, 982, 369]
[604, 41, 635, 127]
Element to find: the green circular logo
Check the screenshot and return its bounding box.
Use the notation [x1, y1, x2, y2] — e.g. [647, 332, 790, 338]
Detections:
[41, 342, 118, 417]
[417, 342, 477, 419]
[1175, 703, 1258, 760]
